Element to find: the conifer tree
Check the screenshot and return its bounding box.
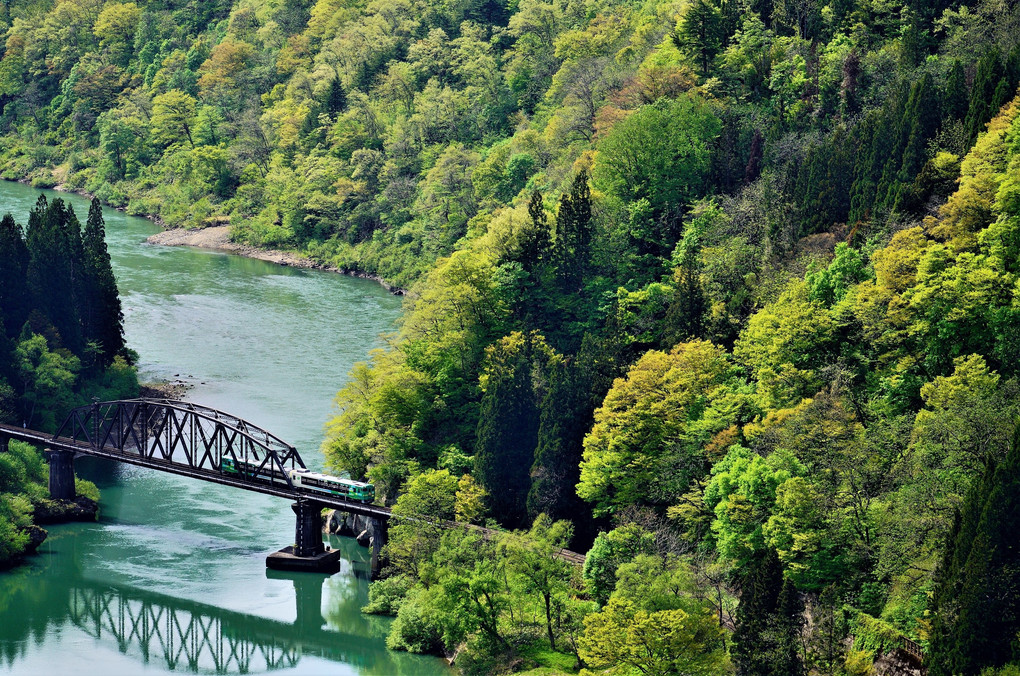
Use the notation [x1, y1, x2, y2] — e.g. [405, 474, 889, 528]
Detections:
[874, 81, 913, 212]
[82, 198, 124, 366]
[673, 0, 723, 75]
[0, 214, 28, 340]
[663, 212, 707, 343]
[965, 49, 1006, 142]
[849, 112, 889, 222]
[25, 196, 82, 354]
[528, 333, 620, 537]
[733, 549, 804, 676]
[522, 190, 551, 275]
[554, 170, 593, 293]
[929, 426, 1020, 675]
[942, 60, 967, 123]
[773, 579, 805, 676]
[326, 77, 347, 116]
[475, 332, 556, 528]
[528, 359, 586, 524]
[898, 74, 941, 181]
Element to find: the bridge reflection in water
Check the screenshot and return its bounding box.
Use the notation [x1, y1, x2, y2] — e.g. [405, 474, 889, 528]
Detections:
[67, 575, 324, 673]
[0, 533, 433, 675]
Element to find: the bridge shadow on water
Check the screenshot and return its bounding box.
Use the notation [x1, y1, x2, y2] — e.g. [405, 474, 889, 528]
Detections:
[0, 532, 437, 674]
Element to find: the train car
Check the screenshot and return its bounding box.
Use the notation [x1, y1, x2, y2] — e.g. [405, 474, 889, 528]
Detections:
[220, 456, 290, 485]
[221, 455, 375, 502]
[288, 470, 375, 502]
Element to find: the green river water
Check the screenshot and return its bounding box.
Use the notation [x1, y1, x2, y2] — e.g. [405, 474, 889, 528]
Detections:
[0, 182, 449, 675]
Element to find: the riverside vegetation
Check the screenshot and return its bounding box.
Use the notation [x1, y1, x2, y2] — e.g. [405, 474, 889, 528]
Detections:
[0, 0, 1018, 672]
[0, 196, 136, 566]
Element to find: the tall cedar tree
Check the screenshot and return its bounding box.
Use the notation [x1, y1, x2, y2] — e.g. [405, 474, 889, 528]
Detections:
[82, 198, 125, 366]
[528, 333, 621, 544]
[474, 334, 546, 528]
[326, 77, 347, 116]
[0, 214, 29, 339]
[663, 252, 707, 345]
[554, 170, 593, 294]
[733, 549, 804, 676]
[673, 0, 723, 75]
[25, 196, 84, 354]
[942, 60, 968, 123]
[528, 358, 587, 524]
[928, 425, 1020, 675]
[965, 49, 1010, 142]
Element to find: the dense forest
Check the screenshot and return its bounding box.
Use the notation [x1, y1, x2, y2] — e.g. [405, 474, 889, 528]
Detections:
[0, 0, 1019, 671]
[0, 196, 135, 566]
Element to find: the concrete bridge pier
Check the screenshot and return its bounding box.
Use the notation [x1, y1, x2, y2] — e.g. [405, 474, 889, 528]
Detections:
[369, 517, 388, 580]
[47, 449, 76, 501]
[266, 498, 344, 573]
[293, 499, 325, 558]
[0, 434, 8, 453]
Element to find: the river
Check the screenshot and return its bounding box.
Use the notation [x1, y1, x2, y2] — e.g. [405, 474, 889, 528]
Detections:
[0, 182, 448, 675]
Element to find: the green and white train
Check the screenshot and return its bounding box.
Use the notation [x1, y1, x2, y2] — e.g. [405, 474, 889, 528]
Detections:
[220, 456, 375, 502]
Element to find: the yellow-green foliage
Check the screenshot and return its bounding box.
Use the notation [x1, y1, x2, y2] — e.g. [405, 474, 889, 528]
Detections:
[932, 97, 1020, 249]
[848, 608, 903, 657]
[579, 340, 731, 516]
[0, 442, 48, 565]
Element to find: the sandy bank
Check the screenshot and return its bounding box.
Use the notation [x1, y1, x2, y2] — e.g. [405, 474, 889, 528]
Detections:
[146, 226, 403, 293]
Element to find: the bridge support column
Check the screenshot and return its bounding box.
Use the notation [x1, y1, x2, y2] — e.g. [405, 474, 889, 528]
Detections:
[369, 517, 388, 580]
[0, 435, 8, 453]
[293, 499, 325, 558]
[266, 499, 343, 573]
[48, 449, 76, 501]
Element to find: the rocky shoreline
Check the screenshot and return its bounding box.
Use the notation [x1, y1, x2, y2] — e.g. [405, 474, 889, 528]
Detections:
[146, 226, 404, 294]
[323, 509, 381, 547]
[140, 379, 194, 400]
[34, 496, 100, 524]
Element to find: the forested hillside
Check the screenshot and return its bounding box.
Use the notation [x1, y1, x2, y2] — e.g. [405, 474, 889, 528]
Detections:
[3, 0, 1020, 671]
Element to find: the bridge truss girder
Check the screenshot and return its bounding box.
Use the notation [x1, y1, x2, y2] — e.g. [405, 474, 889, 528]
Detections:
[55, 399, 306, 489]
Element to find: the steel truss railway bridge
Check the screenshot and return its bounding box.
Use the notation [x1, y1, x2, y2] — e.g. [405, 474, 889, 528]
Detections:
[0, 399, 584, 574]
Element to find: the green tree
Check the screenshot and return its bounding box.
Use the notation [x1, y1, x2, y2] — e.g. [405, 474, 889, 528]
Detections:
[93, 2, 141, 65]
[15, 331, 80, 430]
[593, 95, 720, 220]
[151, 90, 197, 148]
[82, 199, 124, 366]
[579, 340, 731, 516]
[582, 524, 658, 606]
[474, 331, 559, 528]
[732, 549, 803, 676]
[25, 196, 84, 355]
[386, 468, 459, 578]
[0, 214, 29, 339]
[734, 280, 836, 409]
[553, 170, 593, 293]
[578, 596, 726, 676]
[673, 0, 724, 75]
[929, 425, 1020, 675]
[528, 333, 619, 528]
[502, 515, 574, 650]
[325, 77, 347, 116]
